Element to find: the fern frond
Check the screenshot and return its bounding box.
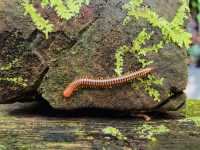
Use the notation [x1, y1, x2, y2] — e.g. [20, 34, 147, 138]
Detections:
[115, 46, 129, 76]
[50, 0, 90, 20]
[22, 1, 54, 38]
[41, 0, 50, 7]
[22, 0, 90, 38]
[124, 0, 191, 48]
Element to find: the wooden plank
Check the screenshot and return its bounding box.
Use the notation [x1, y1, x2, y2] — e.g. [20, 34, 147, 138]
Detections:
[0, 101, 199, 150]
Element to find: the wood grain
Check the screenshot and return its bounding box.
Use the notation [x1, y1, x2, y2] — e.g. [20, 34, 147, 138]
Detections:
[0, 101, 199, 150]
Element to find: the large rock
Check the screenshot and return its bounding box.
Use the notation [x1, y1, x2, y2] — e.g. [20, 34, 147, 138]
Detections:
[0, 0, 187, 112]
[0, 31, 48, 103]
[0, 0, 47, 103]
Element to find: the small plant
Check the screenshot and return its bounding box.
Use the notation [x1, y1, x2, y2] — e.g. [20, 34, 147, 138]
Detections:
[123, 0, 191, 48]
[187, 117, 200, 127]
[22, 1, 54, 39]
[102, 126, 127, 141]
[182, 100, 200, 127]
[134, 75, 164, 102]
[115, 45, 129, 76]
[21, 0, 90, 38]
[114, 0, 191, 101]
[115, 29, 164, 101]
[46, 0, 90, 20]
[136, 124, 170, 141]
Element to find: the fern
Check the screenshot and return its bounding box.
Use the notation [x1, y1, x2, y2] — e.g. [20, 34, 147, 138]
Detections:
[115, 29, 164, 101]
[48, 0, 90, 20]
[172, 0, 190, 26]
[115, 46, 129, 76]
[131, 29, 151, 53]
[114, 0, 191, 101]
[139, 41, 163, 56]
[137, 57, 154, 68]
[131, 29, 163, 68]
[41, 0, 50, 7]
[22, 0, 90, 38]
[22, 1, 54, 39]
[133, 75, 164, 102]
[123, 0, 191, 48]
[50, 0, 73, 20]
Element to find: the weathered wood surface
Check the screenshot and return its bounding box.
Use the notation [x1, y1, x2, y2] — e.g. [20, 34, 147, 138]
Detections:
[0, 101, 199, 150]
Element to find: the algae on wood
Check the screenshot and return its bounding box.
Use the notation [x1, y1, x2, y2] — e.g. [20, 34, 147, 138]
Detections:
[0, 101, 198, 150]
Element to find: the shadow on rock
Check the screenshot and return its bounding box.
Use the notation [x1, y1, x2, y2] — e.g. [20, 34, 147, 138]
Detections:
[5, 94, 184, 120]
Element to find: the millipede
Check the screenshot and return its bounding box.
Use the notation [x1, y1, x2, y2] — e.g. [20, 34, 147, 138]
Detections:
[63, 67, 155, 98]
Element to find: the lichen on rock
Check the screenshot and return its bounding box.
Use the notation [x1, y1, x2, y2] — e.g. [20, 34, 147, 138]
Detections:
[0, 0, 189, 112]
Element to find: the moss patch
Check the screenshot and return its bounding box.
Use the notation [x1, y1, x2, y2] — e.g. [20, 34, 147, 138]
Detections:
[182, 99, 200, 117]
[0, 59, 19, 71]
[136, 124, 170, 142]
[0, 76, 27, 87]
[102, 126, 127, 141]
[181, 100, 200, 127]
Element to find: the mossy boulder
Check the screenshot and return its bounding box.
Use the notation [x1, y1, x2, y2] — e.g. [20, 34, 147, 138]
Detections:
[0, 0, 187, 112]
[0, 31, 48, 103]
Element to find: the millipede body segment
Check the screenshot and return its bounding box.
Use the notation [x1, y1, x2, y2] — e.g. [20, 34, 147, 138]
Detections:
[63, 67, 155, 98]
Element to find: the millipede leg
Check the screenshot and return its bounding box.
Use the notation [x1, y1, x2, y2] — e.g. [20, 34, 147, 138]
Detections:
[63, 67, 154, 98]
[136, 114, 151, 121]
[130, 112, 151, 121]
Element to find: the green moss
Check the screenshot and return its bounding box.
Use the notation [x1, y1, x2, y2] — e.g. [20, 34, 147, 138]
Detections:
[187, 117, 200, 127]
[182, 99, 200, 117]
[136, 124, 170, 142]
[0, 76, 27, 87]
[0, 63, 12, 71]
[0, 145, 6, 150]
[181, 100, 200, 127]
[74, 128, 86, 136]
[102, 126, 127, 141]
[0, 59, 20, 71]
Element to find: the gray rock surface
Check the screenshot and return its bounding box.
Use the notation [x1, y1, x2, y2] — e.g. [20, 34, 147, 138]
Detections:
[0, 0, 187, 112]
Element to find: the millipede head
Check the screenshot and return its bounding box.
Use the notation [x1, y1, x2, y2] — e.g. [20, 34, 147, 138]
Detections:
[63, 86, 74, 98]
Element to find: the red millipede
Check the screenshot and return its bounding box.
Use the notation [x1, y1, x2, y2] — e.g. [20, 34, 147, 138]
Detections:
[63, 67, 155, 98]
